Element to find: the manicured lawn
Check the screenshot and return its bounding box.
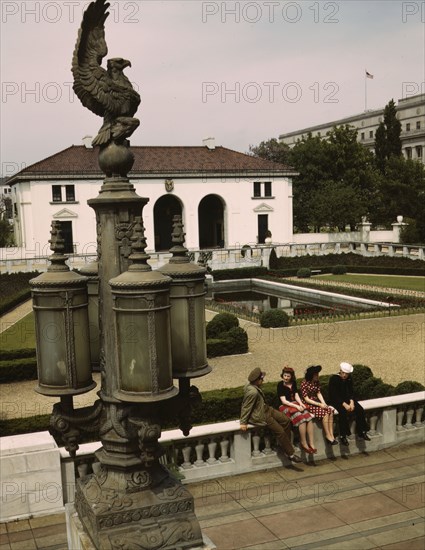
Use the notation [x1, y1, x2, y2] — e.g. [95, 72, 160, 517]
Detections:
[0, 312, 35, 350]
[315, 274, 425, 292]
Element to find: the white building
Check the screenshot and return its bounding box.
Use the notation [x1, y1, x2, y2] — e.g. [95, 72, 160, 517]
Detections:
[279, 94, 425, 164]
[7, 139, 296, 256]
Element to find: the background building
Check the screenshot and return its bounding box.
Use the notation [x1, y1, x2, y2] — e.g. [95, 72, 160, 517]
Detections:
[7, 139, 296, 256]
[279, 94, 424, 164]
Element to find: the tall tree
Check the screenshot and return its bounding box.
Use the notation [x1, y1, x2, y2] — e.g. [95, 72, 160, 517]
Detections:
[374, 99, 402, 173]
[249, 138, 292, 165]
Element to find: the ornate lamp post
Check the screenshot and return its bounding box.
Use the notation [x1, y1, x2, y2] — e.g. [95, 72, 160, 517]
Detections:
[31, 1, 210, 547]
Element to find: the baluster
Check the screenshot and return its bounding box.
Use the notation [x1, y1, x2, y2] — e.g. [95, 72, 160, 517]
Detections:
[368, 411, 379, 435]
[263, 434, 273, 454]
[414, 405, 424, 427]
[207, 439, 218, 464]
[77, 463, 89, 478]
[405, 407, 415, 429]
[251, 432, 262, 457]
[219, 437, 231, 462]
[396, 409, 405, 431]
[195, 440, 206, 467]
[181, 445, 193, 469]
[349, 419, 356, 440]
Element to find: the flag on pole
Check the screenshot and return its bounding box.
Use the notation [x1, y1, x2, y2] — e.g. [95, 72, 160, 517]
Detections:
[365, 70, 374, 79]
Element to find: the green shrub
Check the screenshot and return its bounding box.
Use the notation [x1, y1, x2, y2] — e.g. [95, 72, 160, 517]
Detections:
[227, 326, 248, 353]
[259, 309, 289, 328]
[296, 268, 311, 278]
[206, 314, 248, 357]
[332, 265, 347, 275]
[0, 348, 36, 361]
[269, 248, 278, 269]
[394, 381, 425, 394]
[206, 312, 239, 338]
[0, 357, 38, 383]
[0, 272, 40, 315]
[269, 252, 425, 275]
[211, 267, 268, 281]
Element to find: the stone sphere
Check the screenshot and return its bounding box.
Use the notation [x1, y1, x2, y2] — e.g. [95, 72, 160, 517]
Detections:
[98, 142, 135, 177]
[396, 215, 403, 223]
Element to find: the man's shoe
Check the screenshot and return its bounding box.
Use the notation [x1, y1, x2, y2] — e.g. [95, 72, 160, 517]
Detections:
[288, 454, 302, 463]
[359, 432, 371, 441]
[340, 436, 349, 446]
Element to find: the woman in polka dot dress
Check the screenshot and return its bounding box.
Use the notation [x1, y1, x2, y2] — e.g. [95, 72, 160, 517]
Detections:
[300, 365, 337, 445]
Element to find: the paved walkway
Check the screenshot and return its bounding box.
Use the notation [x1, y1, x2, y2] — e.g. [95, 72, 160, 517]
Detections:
[1, 442, 424, 549]
[0, 300, 33, 334]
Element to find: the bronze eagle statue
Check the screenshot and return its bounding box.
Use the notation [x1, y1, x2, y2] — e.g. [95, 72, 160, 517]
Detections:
[72, 0, 141, 147]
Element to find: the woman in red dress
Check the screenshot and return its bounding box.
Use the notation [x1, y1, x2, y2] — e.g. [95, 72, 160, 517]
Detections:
[300, 365, 337, 445]
[277, 367, 317, 454]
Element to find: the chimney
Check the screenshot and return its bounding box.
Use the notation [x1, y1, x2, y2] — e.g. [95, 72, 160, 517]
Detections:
[203, 137, 215, 150]
[82, 136, 93, 149]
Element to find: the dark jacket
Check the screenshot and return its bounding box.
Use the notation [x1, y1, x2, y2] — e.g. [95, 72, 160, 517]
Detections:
[240, 383, 268, 426]
[328, 374, 354, 408]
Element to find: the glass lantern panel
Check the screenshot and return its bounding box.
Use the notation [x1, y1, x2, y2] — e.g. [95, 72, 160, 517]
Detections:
[194, 295, 207, 365]
[36, 309, 68, 386]
[169, 298, 189, 371]
[117, 313, 151, 392]
[155, 309, 173, 389]
[73, 308, 92, 384]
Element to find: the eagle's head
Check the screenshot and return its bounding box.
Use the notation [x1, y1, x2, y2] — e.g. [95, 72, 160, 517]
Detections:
[107, 58, 132, 73]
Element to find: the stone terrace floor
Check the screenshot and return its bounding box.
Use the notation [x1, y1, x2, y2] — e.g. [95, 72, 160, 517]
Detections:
[1, 442, 424, 550]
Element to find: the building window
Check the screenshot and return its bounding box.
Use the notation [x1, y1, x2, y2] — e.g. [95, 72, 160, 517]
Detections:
[416, 121, 421, 130]
[405, 148, 412, 159]
[369, 130, 373, 138]
[406, 123, 411, 131]
[52, 185, 62, 202]
[253, 181, 273, 198]
[65, 185, 75, 202]
[416, 146, 423, 158]
[361, 132, 365, 140]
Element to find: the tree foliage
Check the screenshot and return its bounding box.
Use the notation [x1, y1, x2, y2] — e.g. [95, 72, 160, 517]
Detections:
[289, 125, 379, 231]
[249, 138, 292, 166]
[252, 106, 424, 242]
[374, 99, 402, 173]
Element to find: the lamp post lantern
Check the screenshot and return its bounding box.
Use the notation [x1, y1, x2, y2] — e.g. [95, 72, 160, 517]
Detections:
[31, 1, 211, 547]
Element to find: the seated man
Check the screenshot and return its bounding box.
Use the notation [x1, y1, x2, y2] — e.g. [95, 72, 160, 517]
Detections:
[240, 367, 302, 463]
[328, 362, 370, 446]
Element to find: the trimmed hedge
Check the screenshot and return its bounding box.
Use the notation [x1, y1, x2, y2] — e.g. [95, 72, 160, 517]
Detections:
[332, 265, 347, 275]
[206, 312, 248, 357]
[0, 272, 39, 315]
[260, 309, 289, 328]
[211, 266, 268, 281]
[0, 357, 38, 383]
[269, 253, 425, 276]
[297, 268, 311, 278]
[0, 348, 36, 361]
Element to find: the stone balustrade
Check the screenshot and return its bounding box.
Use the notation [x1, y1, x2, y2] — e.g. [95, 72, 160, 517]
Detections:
[1, 240, 424, 274]
[1, 392, 424, 523]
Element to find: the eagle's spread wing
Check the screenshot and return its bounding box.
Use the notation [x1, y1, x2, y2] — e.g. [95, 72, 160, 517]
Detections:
[72, 0, 136, 119]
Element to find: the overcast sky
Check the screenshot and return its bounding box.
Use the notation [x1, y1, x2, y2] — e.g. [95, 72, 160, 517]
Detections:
[1, 0, 424, 176]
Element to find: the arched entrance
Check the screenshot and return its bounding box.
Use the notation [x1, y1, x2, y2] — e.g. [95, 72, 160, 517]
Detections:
[153, 195, 182, 251]
[198, 195, 225, 249]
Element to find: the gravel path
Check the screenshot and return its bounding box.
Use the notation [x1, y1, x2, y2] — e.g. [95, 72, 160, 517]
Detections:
[1, 311, 423, 420]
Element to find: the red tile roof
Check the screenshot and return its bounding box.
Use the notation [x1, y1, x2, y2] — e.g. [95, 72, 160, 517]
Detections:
[9, 145, 296, 183]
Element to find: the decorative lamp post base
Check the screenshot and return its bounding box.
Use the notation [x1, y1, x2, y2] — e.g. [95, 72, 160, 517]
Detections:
[74, 463, 206, 549]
